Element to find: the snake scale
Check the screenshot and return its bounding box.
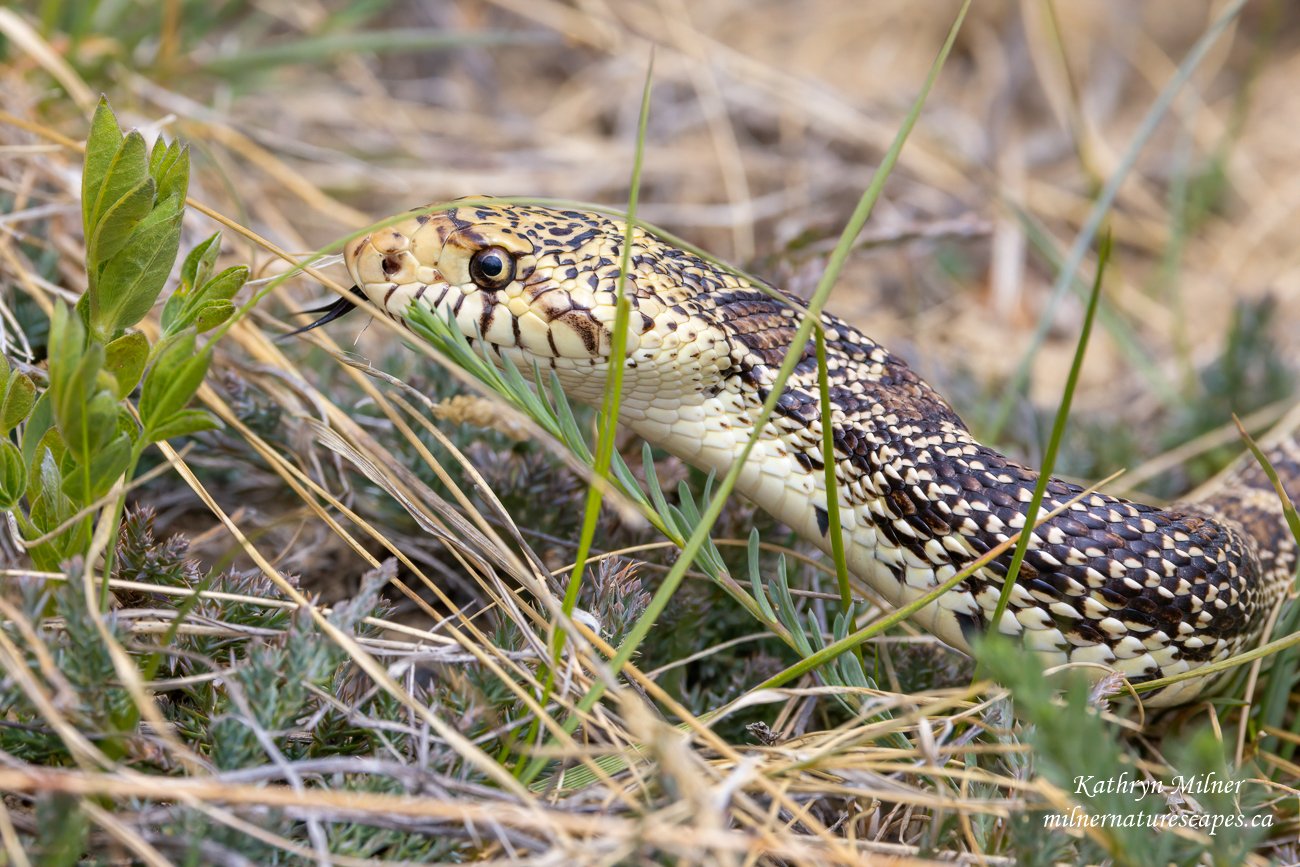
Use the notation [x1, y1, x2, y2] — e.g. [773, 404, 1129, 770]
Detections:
[305, 200, 1299, 706]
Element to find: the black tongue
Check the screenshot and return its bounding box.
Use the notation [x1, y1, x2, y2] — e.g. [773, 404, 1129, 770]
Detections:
[282, 287, 364, 338]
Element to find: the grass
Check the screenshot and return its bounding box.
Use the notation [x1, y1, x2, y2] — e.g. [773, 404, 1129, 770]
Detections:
[983, 0, 1249, 441]
[983, 231, 1110, 652]
[0, 0, 1298, 863]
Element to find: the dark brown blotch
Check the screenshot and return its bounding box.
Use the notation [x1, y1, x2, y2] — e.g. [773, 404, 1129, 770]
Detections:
[887, 489, 917, 516]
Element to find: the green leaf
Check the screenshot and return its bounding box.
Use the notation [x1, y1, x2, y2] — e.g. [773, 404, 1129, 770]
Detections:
[0, 371, 35, 434]
[81, 98, 124, 238]
[69, 391, 117, 471]
[148, 134, 169, 176]
[140, 329, 193, 420]
[76, 432, 131, 500]
[87, 131, 149, 245]
[153, 140, 189, 205]
[34, 447, 64, 513]
[145, 350, 211, 433]
[21, 444, 92, 571]
[87, 176, 154, 272]
[46, 306, 117, 505]
[50, 289, 89, 380]
[20, 392, 55, 483]
[95, 193, 184, 335]
[26, 447, 87, 571]
[25, 428, 65, 504]
[165, 263, 246, 336]
[0, 439, 26, 510]
[159, 295, 183, 333]
[147, 408, 221, 442]
[179, 232, 221, 295]
[103, 331, 149, 398]
[116, 405, 140, 439]
[79, 99, 192, 340]
[73, 292, 92, 334]
[53, 344, 114, 465]
[191, 299, 237, 333]
[198, 265, 247, 304]
[140, 330, 212, 439]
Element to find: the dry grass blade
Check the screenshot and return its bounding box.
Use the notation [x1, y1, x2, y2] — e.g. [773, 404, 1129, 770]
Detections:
[0, 1, 1297, 863]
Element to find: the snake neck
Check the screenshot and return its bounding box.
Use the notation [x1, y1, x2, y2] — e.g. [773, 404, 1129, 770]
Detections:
[623, 294, 1297, 707]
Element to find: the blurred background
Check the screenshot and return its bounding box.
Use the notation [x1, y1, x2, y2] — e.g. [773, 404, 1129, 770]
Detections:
[4, 7, 1300, 860]
[2, 0, 1297, 576]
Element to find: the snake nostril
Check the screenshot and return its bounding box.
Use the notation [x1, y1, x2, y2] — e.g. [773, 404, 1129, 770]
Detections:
[381, 255, 403, 276]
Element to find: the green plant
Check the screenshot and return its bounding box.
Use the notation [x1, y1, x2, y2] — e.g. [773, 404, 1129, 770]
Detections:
[976, 635, 1269, 865]
[4, 98, 243, 577]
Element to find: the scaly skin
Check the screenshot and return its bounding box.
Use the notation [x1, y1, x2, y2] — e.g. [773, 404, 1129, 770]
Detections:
[340, 200, 1299, 706]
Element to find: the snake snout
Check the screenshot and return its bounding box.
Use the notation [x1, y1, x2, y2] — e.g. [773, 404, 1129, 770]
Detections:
[345, 220, 457, 326]
[347, 227, 437, 291]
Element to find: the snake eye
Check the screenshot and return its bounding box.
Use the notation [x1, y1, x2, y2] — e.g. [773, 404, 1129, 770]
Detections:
[468, 246, 515, 290]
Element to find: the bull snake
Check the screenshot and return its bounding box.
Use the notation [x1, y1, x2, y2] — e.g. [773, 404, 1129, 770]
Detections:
[300, 200, 1299, 706]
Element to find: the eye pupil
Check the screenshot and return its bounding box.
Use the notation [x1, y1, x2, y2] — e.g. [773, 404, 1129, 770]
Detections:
[470, 246, 515, 288]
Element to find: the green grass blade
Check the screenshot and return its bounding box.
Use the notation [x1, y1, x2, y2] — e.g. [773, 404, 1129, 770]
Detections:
[814, 325, 853, 615]
[519, 0, 971, 785]
[982, 232, 1111, 654]
[559, 52, 654, 621]
[986, 0, 1248, 439]
[519, 53, 654, 778]
[200, 30, 548, 74]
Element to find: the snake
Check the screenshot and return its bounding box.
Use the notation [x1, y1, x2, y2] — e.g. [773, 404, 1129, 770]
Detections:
[298, 200, 1300, 706]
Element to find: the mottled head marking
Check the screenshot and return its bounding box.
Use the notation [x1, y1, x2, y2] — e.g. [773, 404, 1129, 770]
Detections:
[345, 199, 756, 405]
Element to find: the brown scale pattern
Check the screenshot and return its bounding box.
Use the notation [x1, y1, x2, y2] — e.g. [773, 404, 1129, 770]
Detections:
[690, 287, 1287, 684]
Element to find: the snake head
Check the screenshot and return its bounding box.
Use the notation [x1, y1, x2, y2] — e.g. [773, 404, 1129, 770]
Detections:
[344, 200, 734, 406]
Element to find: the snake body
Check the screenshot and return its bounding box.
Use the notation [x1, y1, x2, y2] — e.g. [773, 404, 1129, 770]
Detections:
[336, 201, 1299, 705]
